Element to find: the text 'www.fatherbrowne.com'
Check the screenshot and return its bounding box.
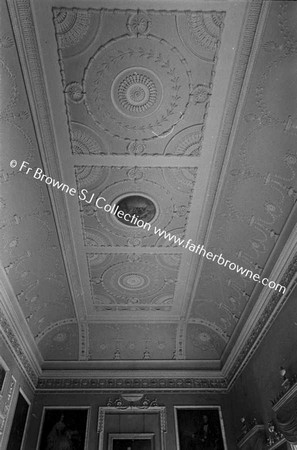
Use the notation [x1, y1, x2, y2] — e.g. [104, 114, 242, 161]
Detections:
[15, 160, 286, 295]
[153, 227, 286, 294]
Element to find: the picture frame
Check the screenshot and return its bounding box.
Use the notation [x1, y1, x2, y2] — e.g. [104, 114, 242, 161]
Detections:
[6, 388, 30, 450]
[37, 406, 90, 450]
[108, 433, 155, 450]
[174, 406, 227, 450]
[98, 404, 166, 450]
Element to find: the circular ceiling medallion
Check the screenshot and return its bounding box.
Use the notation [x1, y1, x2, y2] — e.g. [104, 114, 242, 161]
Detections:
[118, 273, 150, 290]
[111, 68, 162, 117]
[101, 261, 165, 301]
[84, 36, 190, 140]
[115, 194, 157, 227]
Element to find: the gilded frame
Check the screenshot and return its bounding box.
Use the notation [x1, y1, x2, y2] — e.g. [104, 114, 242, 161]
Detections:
[174, 405, 227, 450]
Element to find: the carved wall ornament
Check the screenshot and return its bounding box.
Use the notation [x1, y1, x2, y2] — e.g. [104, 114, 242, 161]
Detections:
[38, 322, 79, 360]
[176, 11, 225, 60]
[35, 318, 77, 344]
[76, 165, 110, 191]
[266, 420, 284, 446]
[127, 254, 141, 264]
[53, 9, 91, 50]
[126, 167, 144, 181]
[127, 12, 151, 36]
[191, 85, 210, 104]
[256, 54, 297, 125]
[0, 58, 17, 116]
[0, 34, 14, 48]
[65, 82, 84, 103]
[114, 69, 160, 116]
[186, 320, 228, 358]
[278, 2, 297, 55]
[175, 205, 188, 217]
[127, 237, 142, 247]
[106, 395, 159, 409]
[164, 125, 203, 156]
[263, 41, 282, 53]
[37, 376, 228, 392]
[70, 122, 107, 154]
[187, 12, 224, 51]
[127, 140, 146, 155]
[97, 400, 166, 450]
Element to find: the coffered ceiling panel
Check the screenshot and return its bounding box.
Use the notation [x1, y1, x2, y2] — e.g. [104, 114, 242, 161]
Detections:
[54, 8, 222, 152]
[88, 252, 180, 312]
[88, 323, 177, 360]
[76, 165, 196, 247]
[1, 0, 296, 388]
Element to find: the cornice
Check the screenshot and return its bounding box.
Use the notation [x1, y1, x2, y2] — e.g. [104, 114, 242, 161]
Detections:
[0, 295, 39, 389]
[36, 375, 228, 393]
[224, 221, 297, 388]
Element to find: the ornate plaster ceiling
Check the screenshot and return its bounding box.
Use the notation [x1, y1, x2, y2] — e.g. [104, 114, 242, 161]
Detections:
[1, 0, 297, 390]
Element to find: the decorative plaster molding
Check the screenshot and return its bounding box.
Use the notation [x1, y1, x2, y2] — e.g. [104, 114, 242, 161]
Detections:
[0, 376, 16, 447]
[0, 268, 41, 385]
[97, 397, 167, 450]
[36, 376, 228, 392]
[237, 425, 265, 448]
[0, 306, 38, 388]
[79, 322, 89, 361]
[35, 319, 78, 344]
[5, 0, 297, 394]
[6, 0, 86, 323]
[225, 250, 297, 389]
[272, 380, 297, 413]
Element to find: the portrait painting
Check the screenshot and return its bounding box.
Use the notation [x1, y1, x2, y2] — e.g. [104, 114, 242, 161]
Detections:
[38, 407, 89, 450]
[174, 406, 227, 450]
[108, 433, 154, 450]
[6, 390, 30, 450]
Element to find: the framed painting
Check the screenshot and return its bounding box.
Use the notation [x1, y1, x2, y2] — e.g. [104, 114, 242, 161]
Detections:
[37, 407, 90, 450]
[6, 389, 30, 450]
[174, 406, 227, 450]
[108, 433, 155, 450]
